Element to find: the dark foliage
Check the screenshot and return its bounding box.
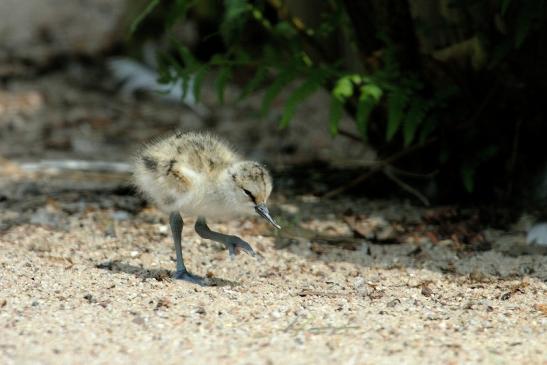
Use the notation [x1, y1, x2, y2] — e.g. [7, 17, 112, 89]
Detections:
[131, 0, 547, 204]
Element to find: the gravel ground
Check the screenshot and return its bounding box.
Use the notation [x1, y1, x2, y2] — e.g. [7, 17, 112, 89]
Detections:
[0, 208, 546, 364]
[0, 68, 546, 364]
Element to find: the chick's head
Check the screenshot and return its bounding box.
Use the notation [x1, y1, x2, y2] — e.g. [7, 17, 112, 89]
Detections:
[229, 161, 280, 228]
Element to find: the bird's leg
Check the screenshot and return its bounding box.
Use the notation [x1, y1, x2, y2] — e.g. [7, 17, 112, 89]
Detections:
[169, 212, 203, 284]
[195, 216, 256, 258]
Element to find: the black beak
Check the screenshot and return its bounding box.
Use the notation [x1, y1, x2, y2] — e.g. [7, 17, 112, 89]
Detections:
[255, 203, 281, 229]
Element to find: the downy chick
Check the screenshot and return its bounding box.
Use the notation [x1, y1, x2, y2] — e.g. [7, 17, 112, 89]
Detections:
[133, 131, 280, 284]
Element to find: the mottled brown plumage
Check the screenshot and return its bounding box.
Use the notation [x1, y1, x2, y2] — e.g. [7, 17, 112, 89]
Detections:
[133, 131, 274, 217]
[132, 131, 280, 283]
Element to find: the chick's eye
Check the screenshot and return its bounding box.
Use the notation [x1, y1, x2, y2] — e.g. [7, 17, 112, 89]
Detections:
[242, 189, 256, 202]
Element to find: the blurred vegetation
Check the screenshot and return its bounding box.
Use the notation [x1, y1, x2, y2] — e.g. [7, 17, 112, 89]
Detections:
[130, 0, 547, 203]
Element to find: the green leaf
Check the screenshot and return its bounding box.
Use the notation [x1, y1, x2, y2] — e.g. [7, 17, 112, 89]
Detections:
[180, 75, 191, 99]
[166, 54, 190, 97]
[403, 100, 428, 146]
[500, 0, 511, 15]
[156, 53, 175, 85]
[238, 67, 268, 101]
[215, 67, 232, 104]
[418, 118, 436, 144]
[478, 145, 498, 162]
[261, 68, 297, 116]
[224, 0, 249, 22]
[130, 0, 160, 34]
[192, 65, 209, 103]
[173, 41, 197, 69]
[329, 95, 344, 136]
[515, 6, 532, 48]
[274, 21, 297, 38]
[279, 74, 324, 128]
[220, 0, 250, 43]
[356, 84, 383, 138]
[386, 88, 409, 141]
[166, 0, 192, 29]
[333, 77, 354, 99]
[461, 165, 475, 193]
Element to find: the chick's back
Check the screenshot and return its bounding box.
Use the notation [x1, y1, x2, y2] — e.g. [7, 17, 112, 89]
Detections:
[133, 131, 240, 212]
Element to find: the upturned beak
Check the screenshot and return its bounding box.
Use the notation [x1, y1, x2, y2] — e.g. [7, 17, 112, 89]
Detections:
[255, 203, 281, 229]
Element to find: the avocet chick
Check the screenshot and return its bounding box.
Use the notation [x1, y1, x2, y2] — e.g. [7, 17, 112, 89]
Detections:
[133, 131, 280, 284]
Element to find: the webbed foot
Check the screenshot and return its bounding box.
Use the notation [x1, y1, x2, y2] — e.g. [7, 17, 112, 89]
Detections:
[224, 236, 256, 258]
[174, 270, 205, 285]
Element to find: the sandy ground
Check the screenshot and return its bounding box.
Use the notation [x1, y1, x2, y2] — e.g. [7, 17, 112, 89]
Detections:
[0, 202, 546, 365]
[0, 69, 546, 364]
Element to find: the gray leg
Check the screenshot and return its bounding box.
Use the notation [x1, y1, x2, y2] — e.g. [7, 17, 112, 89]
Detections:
[169, 212, 203, 284]
[195, 216, 256, 258]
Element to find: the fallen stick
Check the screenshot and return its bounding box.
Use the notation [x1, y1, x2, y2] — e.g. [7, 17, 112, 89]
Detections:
[19, 160, 132, 173]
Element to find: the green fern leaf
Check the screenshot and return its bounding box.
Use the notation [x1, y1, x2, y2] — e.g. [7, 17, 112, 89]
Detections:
[238, 67, 268, 101]
[280, 73, 324, 128]
[356, 84, 383, 138]
[215, 67, 232, 104]
[220, 0, 250, 43]
[500, 0, 511, 15]
[174, 41, 197, 68]
[403, 99, 428, 146]
[461, 165, 475, 193]
[329, 95, 344, 137]
[333, 76, 354, 99]
[166, 55, 190, 97]
[386, 88, 409, 141]
[156, 53, 176, 85]
[130, 0, 160, 34]
[418, 118, 436, 144]
[261, 68, 297, 116]
[515, 4, 532, 48]
[166, 0, 191, 29]
[224, 0, 249, 19]
[192, 65, 209, 103]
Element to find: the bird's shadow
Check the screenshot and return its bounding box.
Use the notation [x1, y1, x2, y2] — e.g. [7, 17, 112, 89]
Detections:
[95, 260, 239, 287]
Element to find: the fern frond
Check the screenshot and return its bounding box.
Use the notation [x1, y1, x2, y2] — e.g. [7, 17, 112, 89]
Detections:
[130, 0, 160, 34]
[238, 66, 268, 101]
[461, 164, 475, 193]
[333, 76, 354, 99]
[261, 68, 298, 116]
[174, 41, 198, 69]
[166, 54, 190, 97]
[403, 99, 428, 146]
[500, 0, 512, 15]
[386, 88, 409, 141]
[356, 84, 383, 138]
[192, 65, 209, 103]
[515, 3, 533, 48]
[165, 0, 192, 29]
[215, 66, 232, 104]
[418, 118, 436, 144]
[280, 72, 325, 128]
[220, 0, 250, 44]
